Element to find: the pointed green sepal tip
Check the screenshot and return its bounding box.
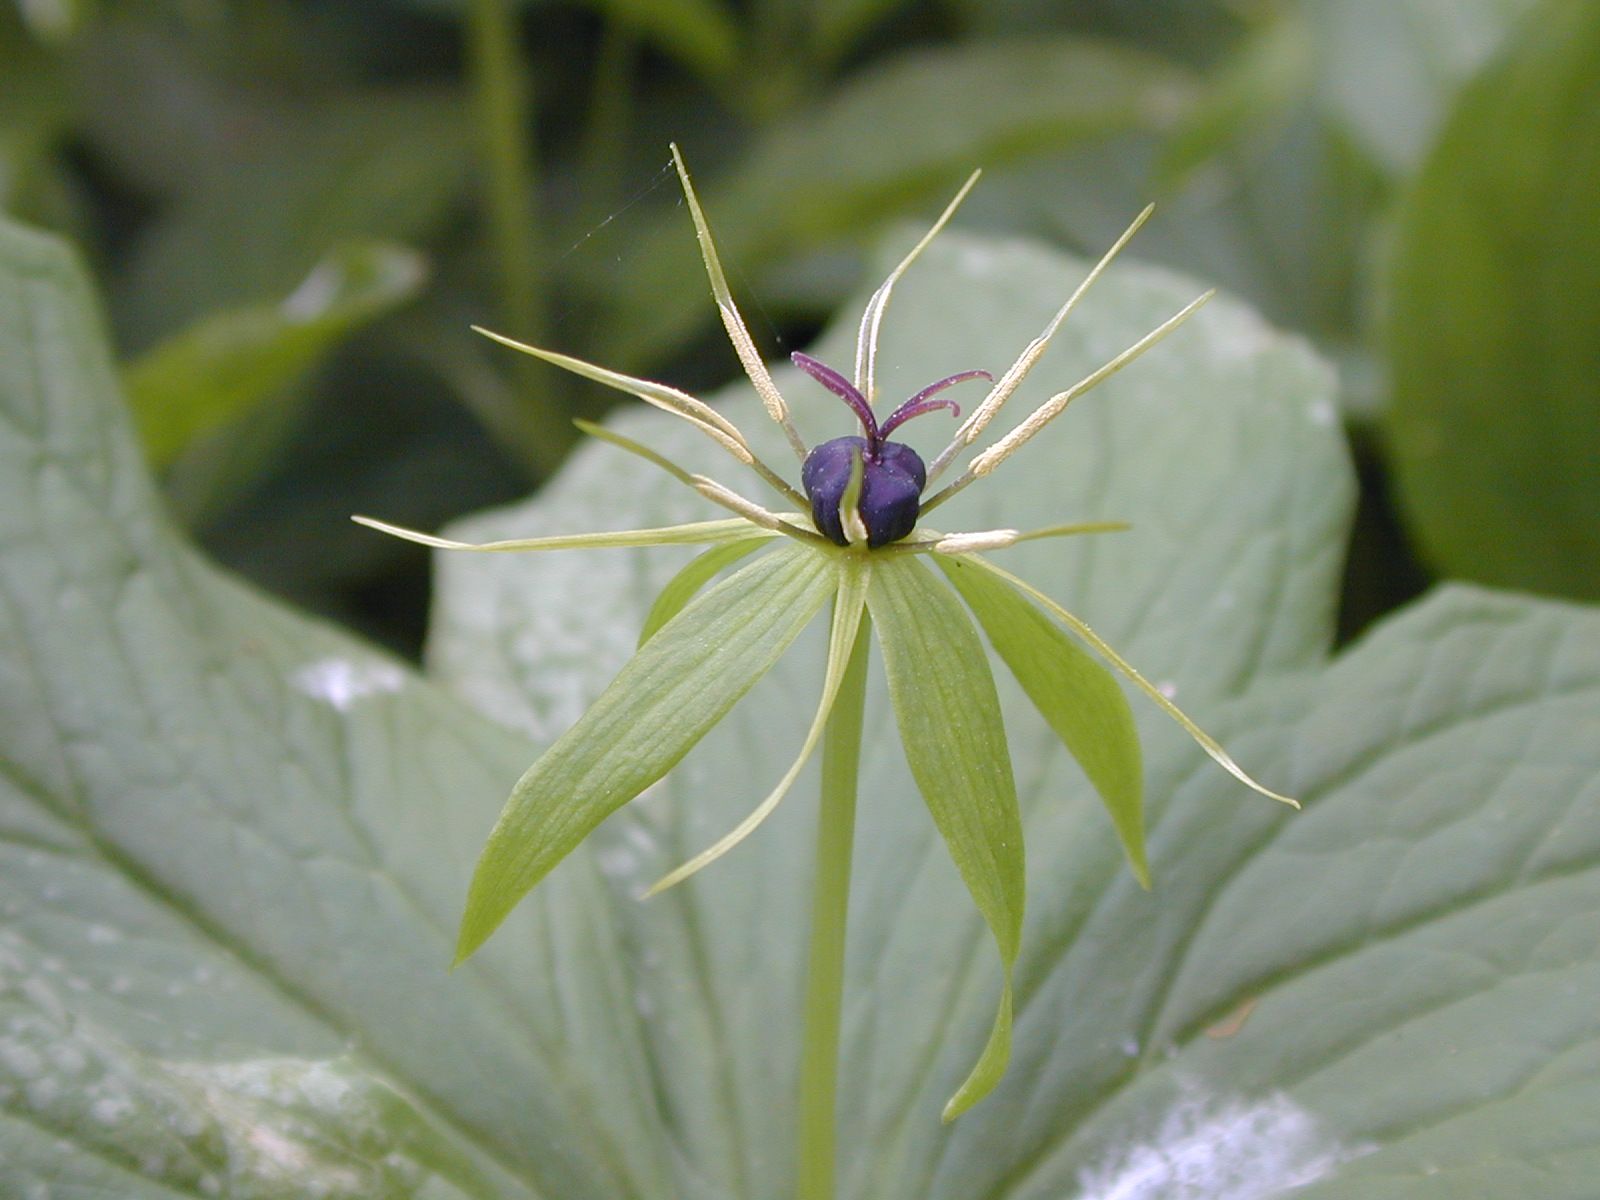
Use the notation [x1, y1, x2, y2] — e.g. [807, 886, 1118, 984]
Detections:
[450, 936, 480, 970]
[941, 978, 1014, 1122]
[964, 556, 1299, 812]
[870, 556, 1026, 1123]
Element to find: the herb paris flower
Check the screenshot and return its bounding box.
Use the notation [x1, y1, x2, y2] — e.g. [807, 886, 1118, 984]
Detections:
[355, 145, 1297, 1124]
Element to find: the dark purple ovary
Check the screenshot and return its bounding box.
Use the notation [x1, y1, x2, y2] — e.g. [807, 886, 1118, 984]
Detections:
[802, 437, 926, 548]
[790, 351, 991, 549]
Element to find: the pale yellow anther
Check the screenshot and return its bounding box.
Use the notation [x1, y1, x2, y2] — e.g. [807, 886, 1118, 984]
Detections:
[931, 530, 1021, 554]
[671, 145, 809, 460]
[927, 204, 1155, 482]
[473, 325, 754, 461]
[965, 290, 1215, 483]
[692, 476, 827, 544]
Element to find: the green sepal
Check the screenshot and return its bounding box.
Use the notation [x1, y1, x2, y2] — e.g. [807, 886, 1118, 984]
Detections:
[937, 555, 1148, 888]
[868, 555, 1024, 1121]
[645, 556, 871, 894]
[638, 537, 774, 646]
[455, 542, 836, 962]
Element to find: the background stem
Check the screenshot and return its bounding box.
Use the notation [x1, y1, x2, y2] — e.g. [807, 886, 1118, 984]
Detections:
[465, 0, 573, 474]
[796, 610, 872, 1200]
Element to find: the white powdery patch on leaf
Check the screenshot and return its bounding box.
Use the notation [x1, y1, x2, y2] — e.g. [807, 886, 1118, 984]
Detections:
[431, 449, 716, 740]
[292, 657, 406, 712]
[2, 943, 427, 1200]
[1075, 1077, 1374, 1200]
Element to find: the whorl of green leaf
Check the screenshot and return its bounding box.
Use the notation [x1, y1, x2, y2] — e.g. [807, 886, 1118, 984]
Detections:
[456, 543, 835, 962]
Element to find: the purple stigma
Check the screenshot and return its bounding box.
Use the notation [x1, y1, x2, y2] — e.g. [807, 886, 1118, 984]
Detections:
[792, 352, 879, 447]
[879, 369, 993, 438]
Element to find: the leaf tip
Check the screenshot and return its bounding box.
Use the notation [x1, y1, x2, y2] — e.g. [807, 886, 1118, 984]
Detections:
[451, 931, 482, 969]
[454, 888, 504, 966]
[1131, 856, 1153, 891]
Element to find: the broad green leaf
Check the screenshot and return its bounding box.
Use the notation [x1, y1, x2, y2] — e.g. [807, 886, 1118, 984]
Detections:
[1385, 0, 1600, 601]
[0, 218, 680, 1200]
[927, 585, 1600, 1199]
[456, 541, 835, 960]
[869, 554, 1023, 1120]
[594, 38, 1196, 365]
[638, 536, 770, 645]
[126, 241, 426, 466]
[936, 553, 1147, 888]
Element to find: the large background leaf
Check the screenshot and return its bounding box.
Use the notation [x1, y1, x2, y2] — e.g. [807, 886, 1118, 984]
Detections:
[427, 227, 1600, 1195]
[426, 227, 1355, 1194]
[6, 204, 1600, 1199]
[0, 221, 672, 1198]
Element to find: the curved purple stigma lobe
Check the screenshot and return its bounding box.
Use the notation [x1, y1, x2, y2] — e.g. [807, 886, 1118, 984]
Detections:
[879, 397, 959, 438]
[879, 368, 993, 438]
[792, 352, 879, 447]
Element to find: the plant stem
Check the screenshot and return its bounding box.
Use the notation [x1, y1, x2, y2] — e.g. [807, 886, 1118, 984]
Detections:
[796, 608, 872, 1200]
[464, 0, 573, 475]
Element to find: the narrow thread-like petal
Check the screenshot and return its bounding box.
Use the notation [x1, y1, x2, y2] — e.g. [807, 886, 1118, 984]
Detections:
[351, 514, 761, 552]
[854, 170, 982, 405]
[966, 556, 1299, 808]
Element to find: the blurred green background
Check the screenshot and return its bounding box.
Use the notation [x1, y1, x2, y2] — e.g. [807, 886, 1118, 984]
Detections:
[4, 0, 1594, 652]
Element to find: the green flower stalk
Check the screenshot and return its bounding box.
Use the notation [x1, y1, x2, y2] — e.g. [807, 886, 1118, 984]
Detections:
[356, 145, 1296, 1153]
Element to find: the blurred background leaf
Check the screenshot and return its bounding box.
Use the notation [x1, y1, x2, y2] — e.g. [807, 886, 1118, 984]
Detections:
[127, 240, 427, 466]
[590, 37, 1197, 366]
[1384, 0, 1600, 602]
[1304, 0, 1538, 176]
